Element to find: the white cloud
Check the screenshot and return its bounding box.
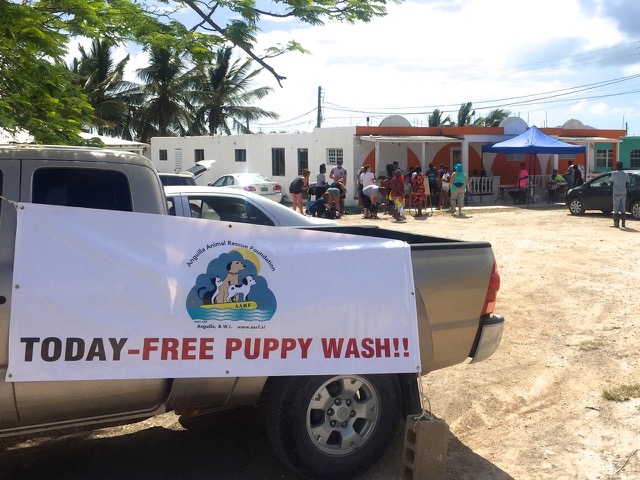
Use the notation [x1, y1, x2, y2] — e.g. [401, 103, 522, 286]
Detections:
[248, 0, 640, 133]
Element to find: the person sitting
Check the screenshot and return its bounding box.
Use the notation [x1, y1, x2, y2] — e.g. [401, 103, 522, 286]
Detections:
[547, 169, 565, 203]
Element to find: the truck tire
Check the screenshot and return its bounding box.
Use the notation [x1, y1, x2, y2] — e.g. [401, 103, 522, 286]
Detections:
[265, 374, 402, 480]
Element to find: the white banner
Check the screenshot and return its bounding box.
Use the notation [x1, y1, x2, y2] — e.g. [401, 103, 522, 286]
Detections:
[7, 203, 419, 381]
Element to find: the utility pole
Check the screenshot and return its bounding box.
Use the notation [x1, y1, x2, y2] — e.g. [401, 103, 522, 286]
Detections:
[316, 86, 322, 128]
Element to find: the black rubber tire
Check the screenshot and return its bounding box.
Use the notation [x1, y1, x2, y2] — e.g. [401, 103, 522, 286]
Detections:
[567, 197, 585, 215]
[631, 200, 640, 220]
[265, 374, 402, 480]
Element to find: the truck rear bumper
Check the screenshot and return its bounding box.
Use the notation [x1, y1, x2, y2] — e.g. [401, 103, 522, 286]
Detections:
[469, 314, 504, 363]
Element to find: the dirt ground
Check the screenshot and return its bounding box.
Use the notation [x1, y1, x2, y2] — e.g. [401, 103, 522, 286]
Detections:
[1, 204, 639, 479]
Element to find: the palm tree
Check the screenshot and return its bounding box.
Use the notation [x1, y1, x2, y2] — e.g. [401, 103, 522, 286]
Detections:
[456, 102, 474, 127]
[136, 47, 194, 140]
[474, 108, 511, 127]
[69, 39, 132, 137]
[427, 108, 451, 127]
[189, 46, 278, 135]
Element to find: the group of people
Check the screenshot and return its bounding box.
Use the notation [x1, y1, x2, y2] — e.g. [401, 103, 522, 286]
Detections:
[289, 160, 348, 219]
[380, 162, 469, 220]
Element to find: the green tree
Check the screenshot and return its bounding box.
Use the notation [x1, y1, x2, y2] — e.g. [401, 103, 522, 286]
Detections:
[427, 108, 451, 127]
[456, 102, 474, 127]
[189, 47, 279, 135]
[474, 108, 511, 127]
[2, 0, 393, 144]
[70, 39, 132, 137]
[136, 48, 194, 141]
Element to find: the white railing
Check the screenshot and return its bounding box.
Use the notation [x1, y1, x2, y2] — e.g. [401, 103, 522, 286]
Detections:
[467, 176, 500, 203]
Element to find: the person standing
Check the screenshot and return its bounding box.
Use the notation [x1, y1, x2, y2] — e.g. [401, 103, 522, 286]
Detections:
[426, 163, 438, 203]
[573, 164, 583, 187]
[610, 161, 630, 228]
[449, 164, 469, 216]
[315, 164, 327, 200]
[389, 169, 406, 221]
[410, 167, 427, 217]
[329, 159, 347, 186]
[565, 160, 575, 189]
[438, 166, 451, 210]
[288, 169, 310, 214]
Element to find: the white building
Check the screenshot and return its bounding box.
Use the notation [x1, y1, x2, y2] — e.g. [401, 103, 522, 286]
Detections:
[150, 116, 626, 206]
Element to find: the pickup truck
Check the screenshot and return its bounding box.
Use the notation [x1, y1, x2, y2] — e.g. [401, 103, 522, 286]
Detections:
[0, 145, 504, 480]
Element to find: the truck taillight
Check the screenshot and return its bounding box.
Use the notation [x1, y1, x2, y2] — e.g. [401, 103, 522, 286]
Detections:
[482, 262, 501, 315]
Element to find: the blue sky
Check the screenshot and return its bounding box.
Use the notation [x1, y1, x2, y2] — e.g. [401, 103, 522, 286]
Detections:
[119, 0, 640, 134]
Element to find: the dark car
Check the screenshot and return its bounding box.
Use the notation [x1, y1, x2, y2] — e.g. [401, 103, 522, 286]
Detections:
[565, 170, 640, 219]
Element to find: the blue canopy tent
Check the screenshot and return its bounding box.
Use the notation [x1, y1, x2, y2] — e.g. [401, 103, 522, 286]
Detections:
[482, 126, 586, 205]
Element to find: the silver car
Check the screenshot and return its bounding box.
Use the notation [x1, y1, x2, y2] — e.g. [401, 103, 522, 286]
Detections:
[209, 173, 283, 202]
[164, 186, 336, 226]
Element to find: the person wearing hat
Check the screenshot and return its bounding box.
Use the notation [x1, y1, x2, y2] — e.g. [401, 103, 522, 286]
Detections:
[610, 160, 630, 228]
[449, 163, 469, 216]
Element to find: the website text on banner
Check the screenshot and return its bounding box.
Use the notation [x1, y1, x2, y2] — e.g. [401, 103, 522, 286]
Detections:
[8, 203, 420, 381]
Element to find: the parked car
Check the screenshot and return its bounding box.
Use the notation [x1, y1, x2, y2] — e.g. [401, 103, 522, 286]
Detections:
[159, 160, 216, 186]
[159, 172, 197, 186]
[164, 186, 335, 226]
[565, 170, 640, 219]
[209, 173, 282, 202]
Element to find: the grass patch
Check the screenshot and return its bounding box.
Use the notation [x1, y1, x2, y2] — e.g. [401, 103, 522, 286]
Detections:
[579, 340, 603, 351]
[603, 384, 640, 402]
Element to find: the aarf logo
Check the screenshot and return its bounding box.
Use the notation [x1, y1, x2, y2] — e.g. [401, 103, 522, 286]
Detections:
[186, 249, 277, 322]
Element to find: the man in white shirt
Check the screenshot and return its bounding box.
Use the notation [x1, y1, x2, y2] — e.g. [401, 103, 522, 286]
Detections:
[329, 159, 347, 185]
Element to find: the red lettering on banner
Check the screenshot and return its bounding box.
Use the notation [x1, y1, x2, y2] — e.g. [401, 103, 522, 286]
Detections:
[199, 338, 214, 360]
[321, 338, 408, 358]
[142, 338, 160, 360]
[225, 337, 313, 360]
[161, 338, 180, 360]
[142, 338, 215, 360]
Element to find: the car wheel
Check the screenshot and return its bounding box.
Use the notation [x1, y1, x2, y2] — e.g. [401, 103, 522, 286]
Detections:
[631, 200, 640, 220]
[265, 374, 402, 480]
[567, 197, 585, 215]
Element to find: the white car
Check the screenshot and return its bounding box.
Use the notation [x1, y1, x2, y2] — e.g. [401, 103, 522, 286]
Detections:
[164, 186, 336, 226]
[209, 173, 282, 202]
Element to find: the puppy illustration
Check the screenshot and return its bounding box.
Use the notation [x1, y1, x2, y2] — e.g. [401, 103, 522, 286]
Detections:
[226, 275, 256, 303]
[214, 260, 245, 304]
[198, 276, 223, 305]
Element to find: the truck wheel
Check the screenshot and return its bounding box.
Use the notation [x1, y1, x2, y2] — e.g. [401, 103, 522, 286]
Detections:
[567, 197, 584, 215]
[631, 200, 640, 220]
[265, 374, 401, 480]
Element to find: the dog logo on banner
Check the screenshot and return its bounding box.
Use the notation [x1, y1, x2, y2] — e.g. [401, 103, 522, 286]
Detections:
[186, 249, 277, 322]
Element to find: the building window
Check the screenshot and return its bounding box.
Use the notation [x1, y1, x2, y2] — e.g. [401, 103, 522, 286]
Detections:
[595, 149, 613, 169]
[327, 148, 343, 165]
[235, 149, 247, 162]
[272, 148, 285, 176]
[159, 149, 168, 161]
[631, 149, 640, 168]
[194, 149, 204, 162]
[297, 148, 308, 174]
[506, 154, 525, 162]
